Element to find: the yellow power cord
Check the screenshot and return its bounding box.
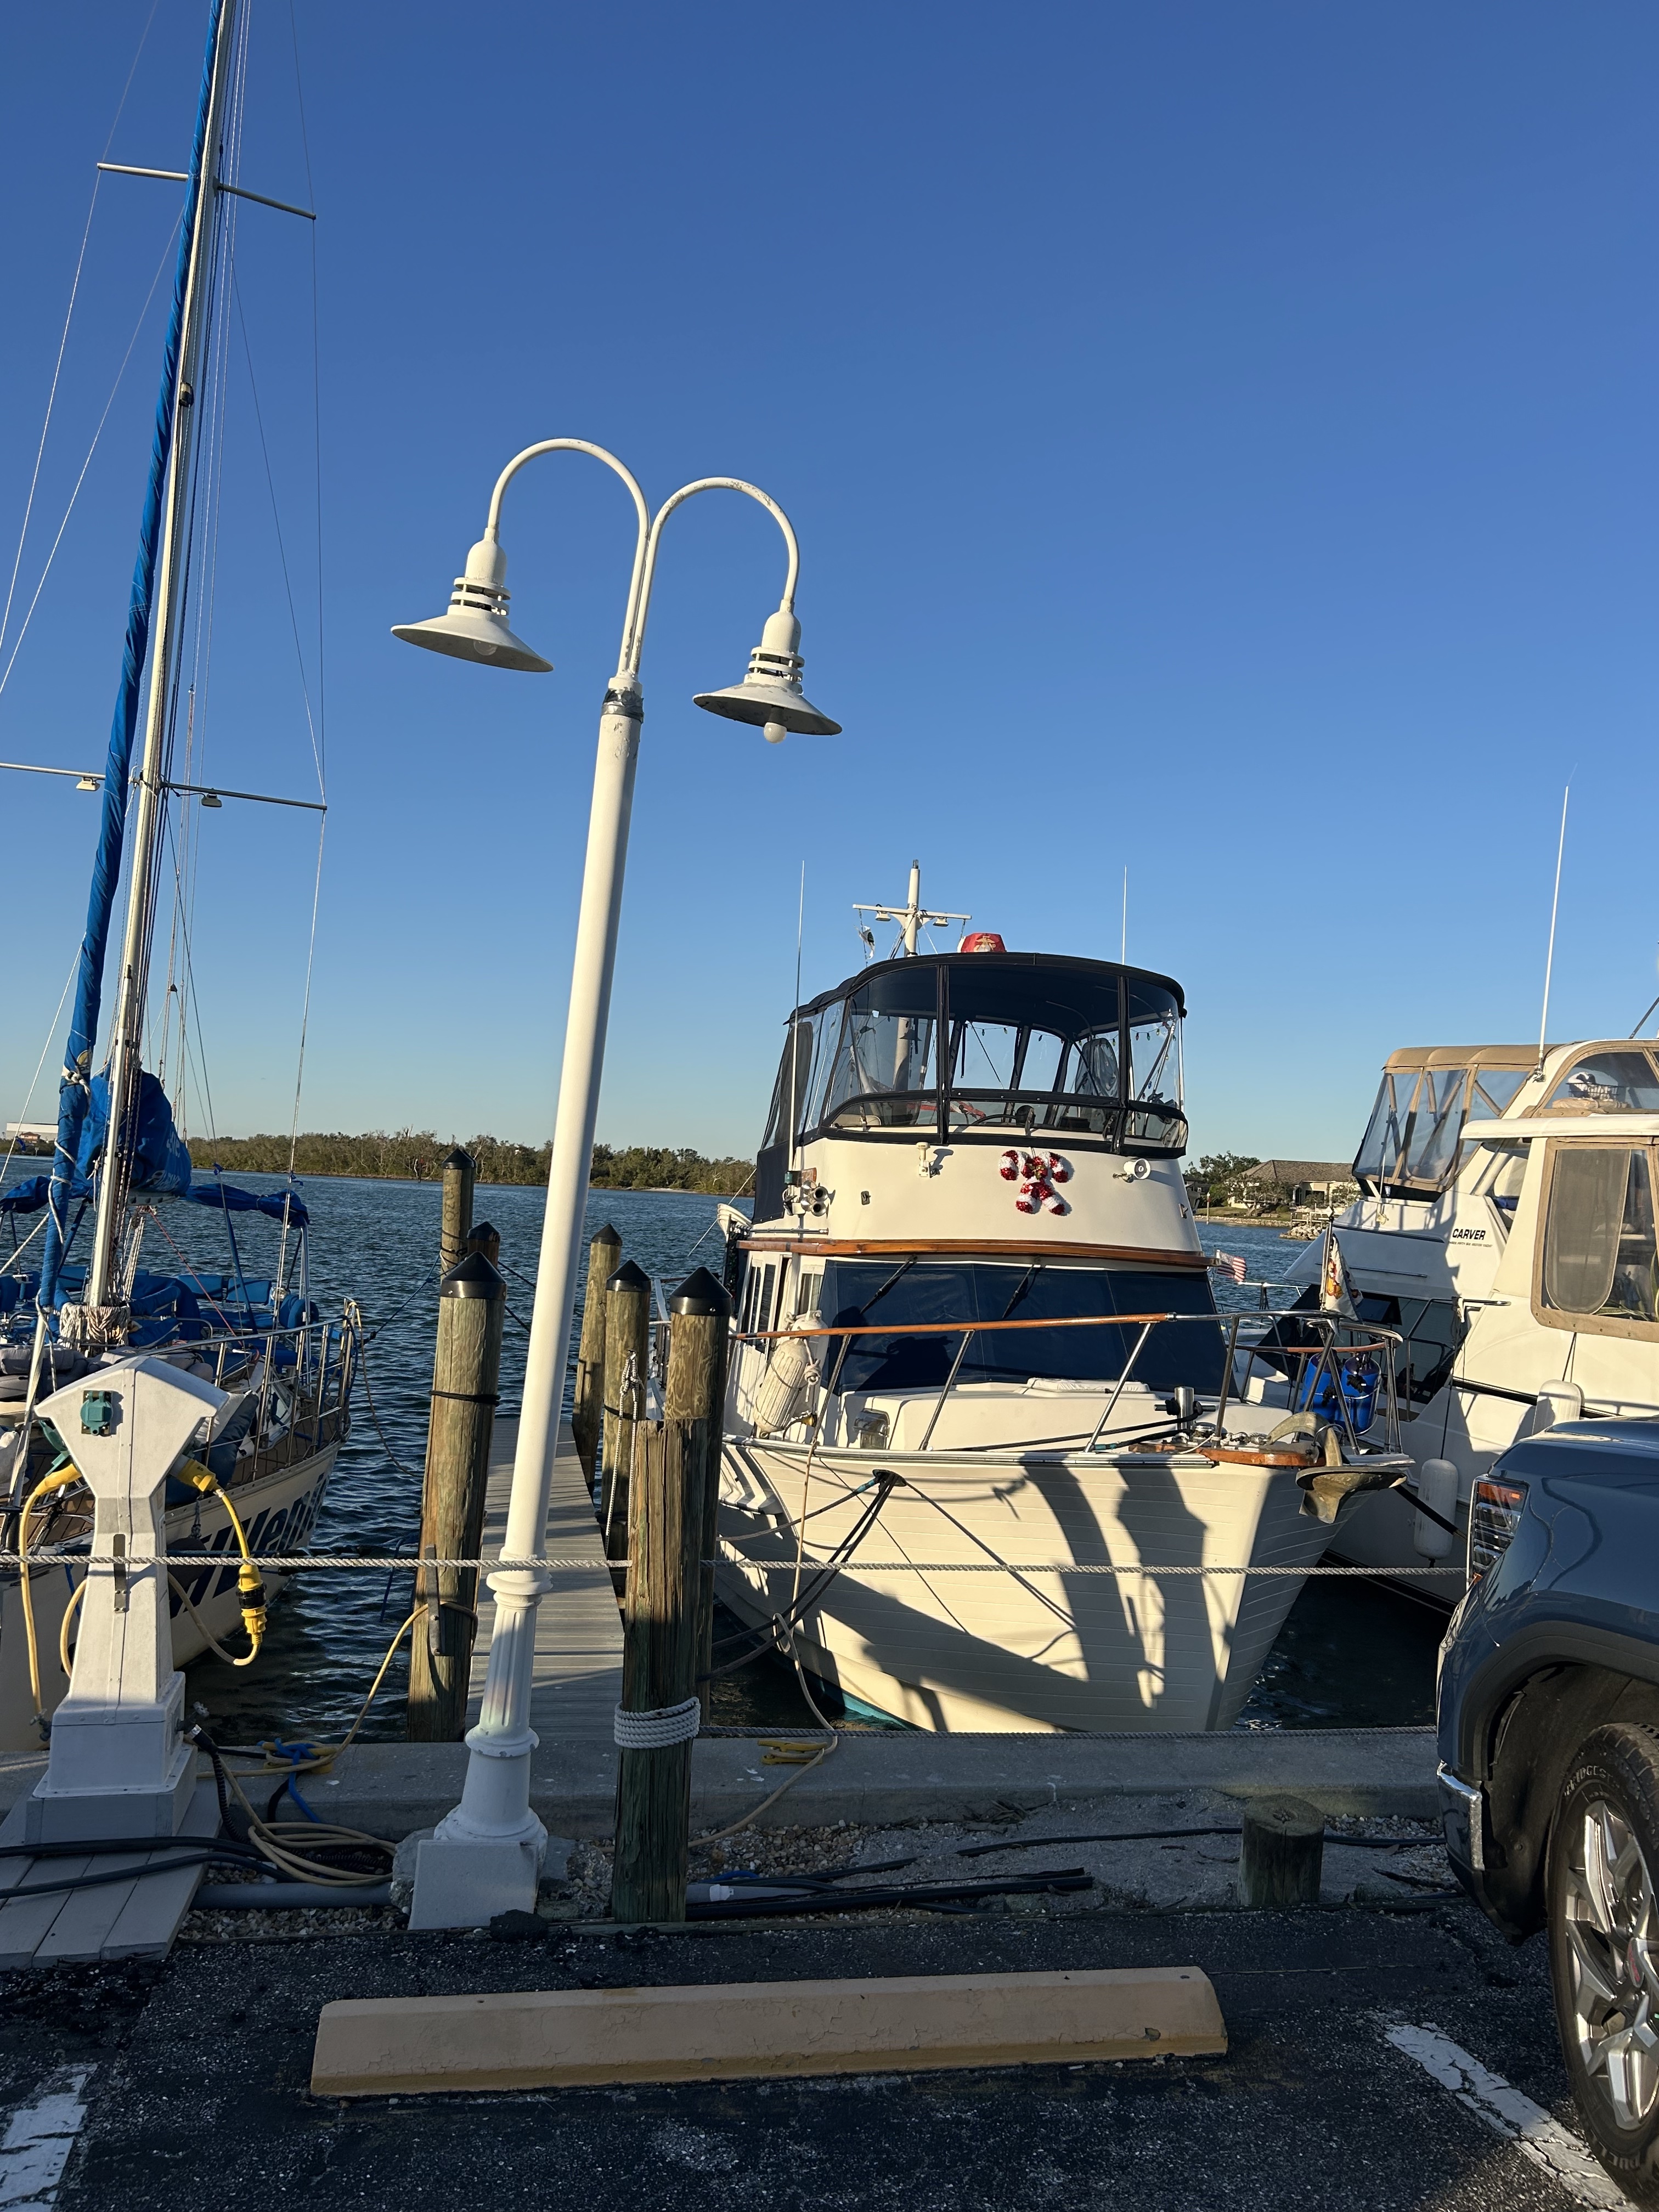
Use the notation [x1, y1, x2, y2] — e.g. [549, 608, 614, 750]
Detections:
[18, 1462, 86, 1731]
[37, 1457, 268, 1711]
[173, 1461, 266, 1665]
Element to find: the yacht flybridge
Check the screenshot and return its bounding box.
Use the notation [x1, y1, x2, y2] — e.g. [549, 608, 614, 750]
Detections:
[715, 871, 1413, 1733]
[1282, 1038, 1659, 1599]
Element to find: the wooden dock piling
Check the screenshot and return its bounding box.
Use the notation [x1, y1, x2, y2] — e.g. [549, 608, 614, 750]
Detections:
[1239, 1796, 1325, 1908]
[439, 1147, 476, 1273]
[611, 1293, 719, 1925]
[407, 1250, 505, 1742]
[600, 1259, 650, 1569]
[662, 1267, 732, 1721]
[572, 1223, 622, 1485]
[465, 1219, 501, 1267]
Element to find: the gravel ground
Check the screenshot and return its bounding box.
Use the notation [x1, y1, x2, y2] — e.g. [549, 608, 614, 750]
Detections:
[0, 1898, 1595, 2212]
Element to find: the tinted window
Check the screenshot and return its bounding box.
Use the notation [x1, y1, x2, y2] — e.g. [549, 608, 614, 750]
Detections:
[1548, 1052, 1659, 1114]
[1542, 1147, 1658, 1323]
[817, 1260, 1221, 1394]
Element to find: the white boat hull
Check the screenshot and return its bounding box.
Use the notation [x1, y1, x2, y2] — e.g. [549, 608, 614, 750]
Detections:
[716, 1438, 1353, 1733]
[0, 1441, 337, 1755]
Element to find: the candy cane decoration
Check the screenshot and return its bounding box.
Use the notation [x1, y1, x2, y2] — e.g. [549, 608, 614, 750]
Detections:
[1002, 1150, 1070, 1215]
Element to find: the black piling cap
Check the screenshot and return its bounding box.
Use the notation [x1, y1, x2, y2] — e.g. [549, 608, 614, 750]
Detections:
[466, 1220, 500, 1249]
[592, 1222, 622, 1249]
[440, 1250, 504, 1301]
[669, 1266, 732, 1318]
[442, 1146, 475, 1173]
[606, 1259, 651, 1294]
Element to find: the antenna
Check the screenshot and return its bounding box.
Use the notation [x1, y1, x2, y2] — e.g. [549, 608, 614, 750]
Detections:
[1121, 867, 1128, 964]
[1536, 785, 1569, 1076]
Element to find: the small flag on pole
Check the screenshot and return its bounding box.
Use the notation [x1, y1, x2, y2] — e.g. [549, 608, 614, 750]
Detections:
[1210, 1251, 1248, 1284]
[1319, 1228, 1359, 1318]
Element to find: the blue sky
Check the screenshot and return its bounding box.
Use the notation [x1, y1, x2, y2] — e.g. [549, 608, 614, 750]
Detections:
[1, 2, 1654, 1167]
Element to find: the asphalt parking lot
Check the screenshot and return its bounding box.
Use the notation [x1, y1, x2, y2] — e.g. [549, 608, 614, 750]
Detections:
[0, 1898, 1622, 2212]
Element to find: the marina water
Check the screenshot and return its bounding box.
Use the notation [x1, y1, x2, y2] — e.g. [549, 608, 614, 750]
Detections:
[0, 1169, 1441, 1741]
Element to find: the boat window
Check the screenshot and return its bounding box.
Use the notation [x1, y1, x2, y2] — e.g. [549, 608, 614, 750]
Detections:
[820, 970, 940, 1131]
[1546, 1050, 1659, 1115]
[1017, 1028, 1064, 1093]
[758, 1263, 777, 1334]
[1538, 1145, 1659, 1332]
[1354, 1065, 1475, 1195]
[1126, 986, 1182, 1148]
[1474, 1142, 1528, 1221]
[817, 1259, 1221, 1395]
[761, 1018, 819, 1150]
[794, 1266, 823, 1320]
[1469, 1069, 1528, 1120]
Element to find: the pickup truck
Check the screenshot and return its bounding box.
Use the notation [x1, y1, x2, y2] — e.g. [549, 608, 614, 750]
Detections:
[1438, 1417, 1659, 2204]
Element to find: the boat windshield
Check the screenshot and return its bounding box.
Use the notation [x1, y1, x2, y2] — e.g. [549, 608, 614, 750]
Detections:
[816, 1259, 1221, 1394]
[1353, 1048, 1533, 1198]
[764, 956, 1188, 1155]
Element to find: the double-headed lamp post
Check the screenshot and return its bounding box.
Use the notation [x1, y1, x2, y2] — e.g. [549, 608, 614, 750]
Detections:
[392, 440, 838, 1922]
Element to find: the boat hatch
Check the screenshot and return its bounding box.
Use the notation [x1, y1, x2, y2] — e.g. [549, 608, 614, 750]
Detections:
[1353, 1045, 1536, 1199]
[759, 952, 1188, 1161]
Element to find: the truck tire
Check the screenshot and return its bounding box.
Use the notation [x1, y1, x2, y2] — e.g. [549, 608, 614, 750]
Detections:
[1549, 1722, 1659, 2203]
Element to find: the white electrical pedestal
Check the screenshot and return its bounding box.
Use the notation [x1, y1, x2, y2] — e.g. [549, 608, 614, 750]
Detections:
[23, 1356, 226, 1846]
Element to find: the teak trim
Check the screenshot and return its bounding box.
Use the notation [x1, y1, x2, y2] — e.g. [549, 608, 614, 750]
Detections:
[738, 1237, 1208, 1269]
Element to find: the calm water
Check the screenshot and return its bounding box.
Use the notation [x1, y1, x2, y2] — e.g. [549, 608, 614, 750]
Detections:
[0, 1171, 1441, 1738]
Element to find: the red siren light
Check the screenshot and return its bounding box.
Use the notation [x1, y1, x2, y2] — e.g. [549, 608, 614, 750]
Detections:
[959, 932, 1006, 953]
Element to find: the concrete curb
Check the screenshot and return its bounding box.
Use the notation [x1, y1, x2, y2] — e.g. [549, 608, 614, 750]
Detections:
[0, 1727, 1440, 1839]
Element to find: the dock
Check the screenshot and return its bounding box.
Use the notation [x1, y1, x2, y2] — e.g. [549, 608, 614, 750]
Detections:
[466, 1415, 623, 1743]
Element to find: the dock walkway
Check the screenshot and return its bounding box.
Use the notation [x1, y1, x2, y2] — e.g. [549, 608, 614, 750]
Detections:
[466, 1416, 623, 1745]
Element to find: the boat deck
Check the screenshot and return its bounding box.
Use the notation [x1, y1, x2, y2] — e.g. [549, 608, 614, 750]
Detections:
[466, 1416, 623, 1747]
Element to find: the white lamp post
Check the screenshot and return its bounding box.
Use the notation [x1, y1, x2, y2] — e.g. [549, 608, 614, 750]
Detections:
[393, 441, 838, 1924]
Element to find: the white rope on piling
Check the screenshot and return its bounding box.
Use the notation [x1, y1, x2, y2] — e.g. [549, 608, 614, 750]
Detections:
[612, 1694, 702, 1748]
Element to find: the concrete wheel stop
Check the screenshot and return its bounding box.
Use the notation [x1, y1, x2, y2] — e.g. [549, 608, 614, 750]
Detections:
[311, 1965, 1227, 2094]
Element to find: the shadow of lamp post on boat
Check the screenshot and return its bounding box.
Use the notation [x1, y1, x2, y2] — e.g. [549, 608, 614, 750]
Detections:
[391, 438, 840, 1929]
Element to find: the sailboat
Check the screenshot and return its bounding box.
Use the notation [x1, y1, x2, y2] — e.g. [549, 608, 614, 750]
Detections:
[0, 0, 356, 1753]
[713, 867, 1414, 1732]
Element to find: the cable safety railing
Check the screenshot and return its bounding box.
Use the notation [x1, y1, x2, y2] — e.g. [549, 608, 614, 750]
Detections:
[725, 1302, 1409, 1461]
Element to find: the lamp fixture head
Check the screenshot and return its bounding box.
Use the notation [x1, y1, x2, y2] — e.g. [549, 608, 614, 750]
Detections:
[693, 608, 840, 743]
[75, 776, 98, 792]
[200, 791, 223, 809]
[391, 534, 552, 674]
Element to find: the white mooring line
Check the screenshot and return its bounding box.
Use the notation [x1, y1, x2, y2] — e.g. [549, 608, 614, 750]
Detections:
[1385, 2023, 1633, 2209]
[0, 2068, 93, 2211]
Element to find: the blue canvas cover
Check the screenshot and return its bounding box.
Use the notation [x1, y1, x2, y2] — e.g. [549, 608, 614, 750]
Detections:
[183, 1181, 309, 1226]
[0, 1177, 49, 1215]
[74, 1071, 193, 1196]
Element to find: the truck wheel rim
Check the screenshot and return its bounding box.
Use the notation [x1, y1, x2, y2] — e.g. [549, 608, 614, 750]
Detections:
[1564, 1795, 1659, 2129]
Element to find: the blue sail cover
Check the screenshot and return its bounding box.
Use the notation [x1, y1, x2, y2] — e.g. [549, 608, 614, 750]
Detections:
[36, 0, 228, 1316]
[183, 1181, 309, 1226]
[74, 1071, 193, 1196]
[0, 1177, 49, 1216]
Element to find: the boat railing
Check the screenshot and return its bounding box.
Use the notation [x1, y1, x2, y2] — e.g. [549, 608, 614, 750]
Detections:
[730, 1305, 1406, 1458]
[200, 1313, 357, 1472]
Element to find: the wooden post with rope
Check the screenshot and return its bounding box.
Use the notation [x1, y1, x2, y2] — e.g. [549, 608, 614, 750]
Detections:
[405, 1250, 505, 1742]
[600, 1259, 650, 1578]
[572, 1222, 621, 1485]
[661, 1267, 732, 1722]
[611, 1288, 719, 1924]
[438, 1147, 475, 1274]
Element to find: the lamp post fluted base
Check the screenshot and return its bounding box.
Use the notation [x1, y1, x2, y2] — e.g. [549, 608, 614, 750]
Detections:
[408, 1569, 550, 1927]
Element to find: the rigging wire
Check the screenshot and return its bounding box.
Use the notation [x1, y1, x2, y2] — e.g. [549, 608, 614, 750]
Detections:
[231, 279, 324, 791]
[0, 950, 81, 1194]
[0, 0, 160, 667]
[0, 219, 183, 704]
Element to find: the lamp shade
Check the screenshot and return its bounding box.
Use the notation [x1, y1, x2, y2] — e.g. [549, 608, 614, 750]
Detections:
[391, 535, 551, 674]
[693, 608, 840, 742]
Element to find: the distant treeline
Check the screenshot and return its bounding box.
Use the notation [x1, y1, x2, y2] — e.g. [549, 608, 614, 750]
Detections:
[185, 1131, 752, 1195]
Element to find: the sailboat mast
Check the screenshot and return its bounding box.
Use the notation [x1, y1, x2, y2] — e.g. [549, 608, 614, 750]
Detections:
[86, 0, 240, 1310]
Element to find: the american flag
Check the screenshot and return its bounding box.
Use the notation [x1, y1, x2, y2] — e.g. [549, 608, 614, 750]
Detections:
[1210, 1251, 1248, 1283]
